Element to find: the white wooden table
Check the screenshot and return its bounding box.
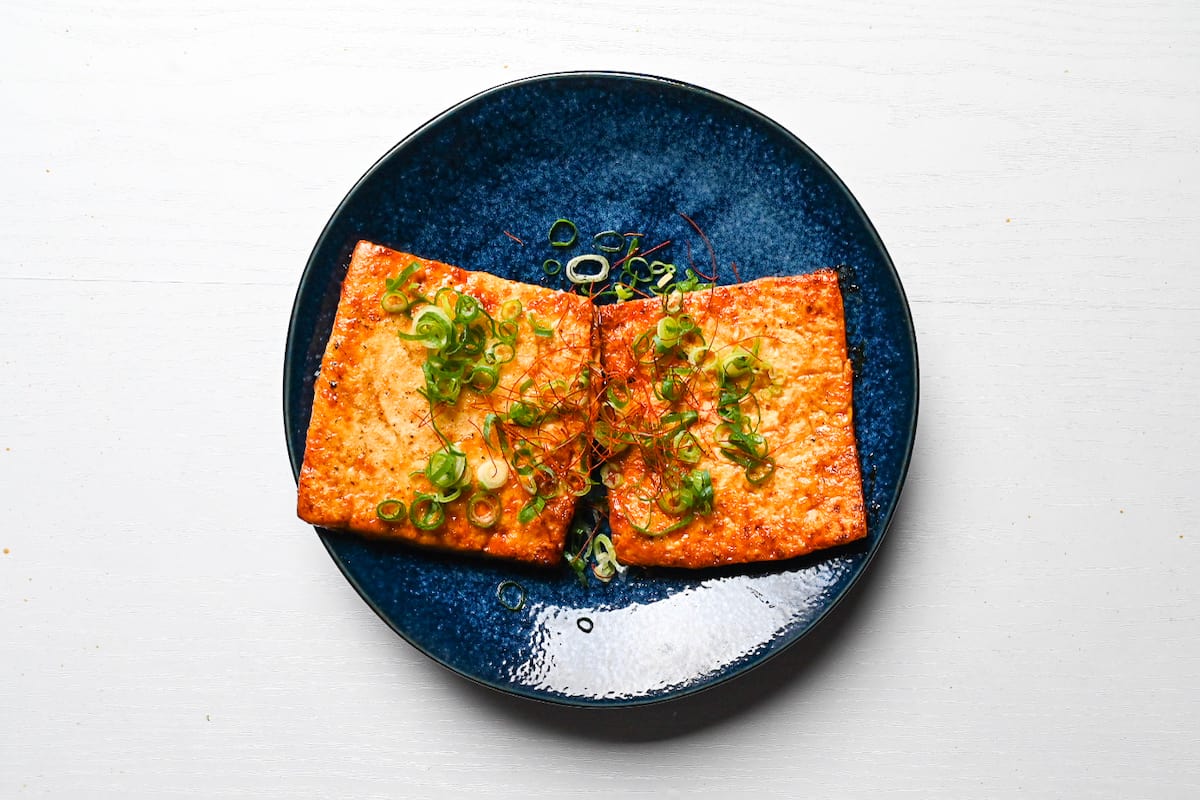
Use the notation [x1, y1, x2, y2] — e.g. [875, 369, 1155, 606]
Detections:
[3, 1, 1197, 797]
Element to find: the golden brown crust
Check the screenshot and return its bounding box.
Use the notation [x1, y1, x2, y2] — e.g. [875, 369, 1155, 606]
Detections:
[297, 241, 595, 566]
[597, 272, 867, 569]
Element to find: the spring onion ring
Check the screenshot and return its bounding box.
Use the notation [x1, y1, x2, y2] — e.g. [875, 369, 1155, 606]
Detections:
[565, 254, 611, 284]
[548, 218, 577, 248]
[375, 499, 406, 522]
[466, 491, 501, 528]
[496, 580, 526, 611]
[592, 230, 624, 253]
[408, 494, 445, 530]
[475, 456, 509, 490]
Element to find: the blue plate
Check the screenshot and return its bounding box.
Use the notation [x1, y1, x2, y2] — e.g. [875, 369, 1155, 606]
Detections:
[284, 72, 917, 707]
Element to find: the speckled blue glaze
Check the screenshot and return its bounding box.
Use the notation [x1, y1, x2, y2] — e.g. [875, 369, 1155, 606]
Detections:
[284, 72, 918, 707]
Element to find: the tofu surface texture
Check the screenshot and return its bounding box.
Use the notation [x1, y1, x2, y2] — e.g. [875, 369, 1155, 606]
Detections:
[597, 272, 868, 568]
[297, 241, 595, 566]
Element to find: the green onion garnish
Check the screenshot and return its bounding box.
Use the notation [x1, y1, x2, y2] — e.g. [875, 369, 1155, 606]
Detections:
[507, 401, 543, 428]
[400, 305, 454, 351]
[475, 456, 509, 490]
[592, 230, 624, 253]
[548, 218, 578, 248]
[496, 580, 526, 611]
[466, 491, 502, 528]
[454, 294, 481, 323]
[381, 292, 412, 313]
[631, 514, 695, 538]
[496, 319, 519, 344]
[409, 494, 445, 530]
[590, 533, 624, 581]
[425, 446, 467, 490]
[527, 314, 554, 338]
[518, 495, 546, 524]
[375, 499, 406, 522]
[500, 298, 523, 320]
[565, 254, 611, 284]
[466, 363, 500, 392]
[542, 258, 562, 276]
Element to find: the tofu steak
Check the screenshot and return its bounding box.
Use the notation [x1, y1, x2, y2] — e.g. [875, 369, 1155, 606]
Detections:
[597, 272, 867, 568]
[297, 241, 596, 566]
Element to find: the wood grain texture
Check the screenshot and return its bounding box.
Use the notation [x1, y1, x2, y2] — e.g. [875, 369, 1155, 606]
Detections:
[1, 0, 1198, 797]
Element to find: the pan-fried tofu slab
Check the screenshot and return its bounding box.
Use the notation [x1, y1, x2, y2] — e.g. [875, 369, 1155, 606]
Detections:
[597, 272, 867, 569]
[297, 241, 595, 566]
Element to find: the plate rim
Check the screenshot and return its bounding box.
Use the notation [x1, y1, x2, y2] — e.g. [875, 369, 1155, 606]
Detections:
[283, 69, 920, 708]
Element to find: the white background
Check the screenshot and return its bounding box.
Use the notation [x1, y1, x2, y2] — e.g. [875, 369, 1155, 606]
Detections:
[3, 1, 1198, 797]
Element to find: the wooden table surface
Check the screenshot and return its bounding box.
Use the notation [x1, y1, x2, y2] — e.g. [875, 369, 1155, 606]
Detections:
[3, 1, 1197, 796]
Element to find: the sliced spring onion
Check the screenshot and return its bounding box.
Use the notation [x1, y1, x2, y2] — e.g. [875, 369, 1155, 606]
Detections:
[527, 314, 554, 337]
[420, 360, 462, 404]
[433, 287, 458, 316]
[496, 319, 519, 344]
[676, 267, 714, 293]
[685, 468, 714, 514]
[590, 533, 624, 581]
[563, 467, 592, 497]
[623, 256, 649, 280]
[662, 409, 700, 429]
[401, 305, 453, 350]
[661, 287, 685, 314]
[499, 298, 523, 320]
[507, 401, 543, 428]
[592, 230, 624, 253]
[657, 485, 694, 515]
[548, 218, 578, 248]
[482, 412, 503, 448]
[744, 456, 777, 485]
[599, 462, 622, 489]
[632, 514, 694, 538]
[425, 446, 467, 490]
[466, 363, 500, 392]
[657, 372, 684, 402]
[375, 499, 406, 522]
[672, 429, 703, 464]
[720, 347, 760, 380]
[485, 340, 515, 364]
[381, 263, 421, 313]
[385, 262, 421, 291]
[434, 485, 463, 503]
[654, 316, 683, 351]
[466, 491, 502, 528]
[409, 494, 445, 530]
[496, 580, 526, 611]
[686, 343, 713, 367]
[614, 283, 635, 302]
[518, 495, 546, 524]
[475, 456, 510, 490]
[565, 254, 611, 284]
[605, 380, 632, 410]
[381, 291, 412, 314]
[454, 294, 481, 323]
[542, 258, 561, 276]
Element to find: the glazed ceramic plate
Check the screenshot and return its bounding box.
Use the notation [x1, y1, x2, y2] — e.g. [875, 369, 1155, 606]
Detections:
[284, 72, 917, 706]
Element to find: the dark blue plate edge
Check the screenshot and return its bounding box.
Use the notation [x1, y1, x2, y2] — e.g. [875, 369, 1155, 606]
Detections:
[282, 69, 920, 710]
